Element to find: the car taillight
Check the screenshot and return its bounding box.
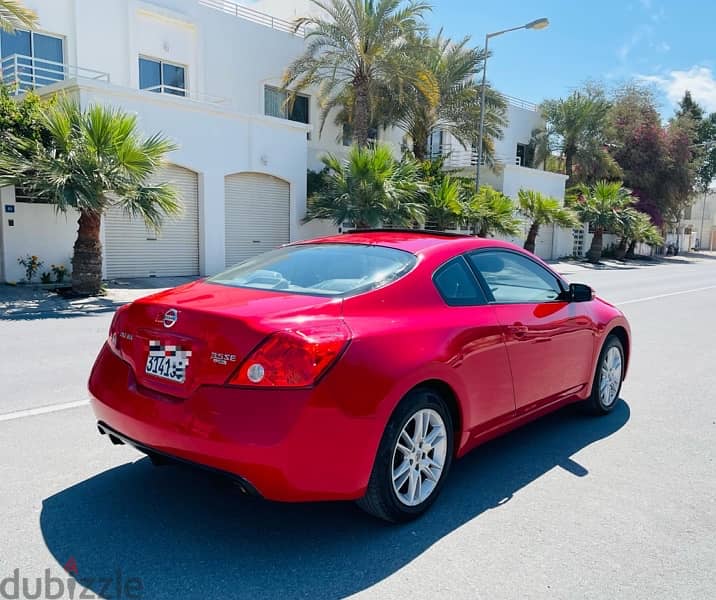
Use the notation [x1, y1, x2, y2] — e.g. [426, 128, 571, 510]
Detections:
[228, 322, 351, 388]
[107, 305, 129, 357]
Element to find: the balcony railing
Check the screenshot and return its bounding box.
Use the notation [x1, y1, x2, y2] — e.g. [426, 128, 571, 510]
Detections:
[198, 0, 305, 36]
[503, 94, 538, 112]
[141, 84, 227, 105]
[1, 54, 109, 92]
[429, 143, 523, 169]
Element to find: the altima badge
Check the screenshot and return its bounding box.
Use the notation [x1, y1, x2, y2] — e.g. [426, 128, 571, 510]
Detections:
[211, 352, 237, 365]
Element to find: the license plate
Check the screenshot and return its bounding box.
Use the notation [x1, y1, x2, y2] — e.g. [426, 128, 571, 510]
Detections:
[145, 341, 192, 383]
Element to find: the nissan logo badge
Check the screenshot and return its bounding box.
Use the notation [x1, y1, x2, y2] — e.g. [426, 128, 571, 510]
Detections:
[163, 309, 178, 328]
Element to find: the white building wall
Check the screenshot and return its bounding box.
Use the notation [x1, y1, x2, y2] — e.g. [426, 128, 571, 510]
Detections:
[1, 188, 78, 283]
[75, 80, 309, 276]
[684, 191, 716, 250]
[495, 103, 542, 164]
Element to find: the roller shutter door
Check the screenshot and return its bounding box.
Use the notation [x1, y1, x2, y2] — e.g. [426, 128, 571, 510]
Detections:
[224, 173, 290, 267]
[105, 165, 200, 278]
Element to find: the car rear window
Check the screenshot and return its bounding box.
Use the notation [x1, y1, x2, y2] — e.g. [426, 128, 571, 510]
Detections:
[207, 243, 417, 297]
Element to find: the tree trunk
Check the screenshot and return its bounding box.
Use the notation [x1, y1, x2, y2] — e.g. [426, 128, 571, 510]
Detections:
[586, 227, 603, 263]
[614, 237, 628, 260]
[353, 76, 370, 147]
[412, 137, 428, 161]
[71, 210, 103, 295]
[524, 221, 540, 254]
[625, 239, 637, 259]
[565, 150, 574, 183]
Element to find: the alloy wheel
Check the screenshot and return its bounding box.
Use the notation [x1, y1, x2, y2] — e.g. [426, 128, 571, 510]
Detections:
[391, 408, 448, 507]
[599, 346, 622, 407]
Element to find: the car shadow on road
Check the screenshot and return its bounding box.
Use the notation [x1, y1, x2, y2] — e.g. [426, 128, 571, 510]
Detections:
[40, 400, 630, 599]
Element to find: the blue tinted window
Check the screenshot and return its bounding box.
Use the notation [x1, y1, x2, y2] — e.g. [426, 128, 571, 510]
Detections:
[1, 29, 30, 57]
[162, 62, 185, 96]
[433, 258, 485, 306]
[469, 251, 562, 303]
[139, 57, 185, 95]
[32, 33, 63, 84]
[139, 58, 161, 91]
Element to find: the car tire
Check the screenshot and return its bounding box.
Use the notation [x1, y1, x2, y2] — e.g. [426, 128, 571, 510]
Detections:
[357, 387, 454, 523]
[585, 335, 625, 415]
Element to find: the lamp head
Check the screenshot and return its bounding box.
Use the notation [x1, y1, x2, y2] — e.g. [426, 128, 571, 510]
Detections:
[525, 18, 549, 30]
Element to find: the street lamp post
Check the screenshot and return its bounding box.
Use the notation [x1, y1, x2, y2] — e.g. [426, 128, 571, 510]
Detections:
[475, 17, 549, 190]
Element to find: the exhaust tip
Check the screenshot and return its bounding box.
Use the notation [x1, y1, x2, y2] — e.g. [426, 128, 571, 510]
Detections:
[108, 434, 124, 446]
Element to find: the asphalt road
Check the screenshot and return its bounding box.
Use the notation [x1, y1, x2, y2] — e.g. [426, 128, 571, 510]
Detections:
[1, 255, 715, 599]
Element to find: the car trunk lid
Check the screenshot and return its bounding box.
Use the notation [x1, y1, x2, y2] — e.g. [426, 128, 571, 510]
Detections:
[116, 280, 343, 399]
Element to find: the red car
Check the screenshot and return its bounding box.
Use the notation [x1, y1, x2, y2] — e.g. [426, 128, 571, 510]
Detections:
[89, 231, 630, 522]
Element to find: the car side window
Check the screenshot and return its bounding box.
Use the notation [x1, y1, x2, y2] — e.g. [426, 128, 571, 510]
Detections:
[433, 257, 486, 306]
[469, 250, 563, 304]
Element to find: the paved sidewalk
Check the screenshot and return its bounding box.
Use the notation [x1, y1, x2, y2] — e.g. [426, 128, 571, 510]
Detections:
[550, 251, 716, 276]
[0, 276, 198, 320]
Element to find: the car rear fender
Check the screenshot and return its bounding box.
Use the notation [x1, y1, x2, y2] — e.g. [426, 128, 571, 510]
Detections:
[373, 363, 470, 456]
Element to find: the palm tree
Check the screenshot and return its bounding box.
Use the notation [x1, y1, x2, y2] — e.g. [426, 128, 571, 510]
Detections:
[541, 87, 612, 184]
[424, 175, 461, 230]
[282, 0, 436, 146]
[0, 98, 179, 295]
[568, 180, 634, 263]
[394, 32, 507, 162]
[518, 189, 578, 254]
[456, 184, 520, 238]
[306, 143, 426, 228]
[0, 0, 37, 31]
[614, 209, 663, 259]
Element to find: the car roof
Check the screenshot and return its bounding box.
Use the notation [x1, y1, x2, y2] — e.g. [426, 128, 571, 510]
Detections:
[297, 229, 518, 256]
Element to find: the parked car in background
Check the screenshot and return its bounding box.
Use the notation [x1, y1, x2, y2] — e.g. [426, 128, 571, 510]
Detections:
[89, 231, 631, 522]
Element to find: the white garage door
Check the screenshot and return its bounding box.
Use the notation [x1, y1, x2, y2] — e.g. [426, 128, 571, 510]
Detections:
[224, 173, 290, 267]
[105, 165, 200, 279]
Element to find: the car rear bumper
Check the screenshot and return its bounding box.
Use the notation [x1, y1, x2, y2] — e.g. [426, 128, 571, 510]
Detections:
[88, 343, 381, 502]
[96, 421, 261, 496]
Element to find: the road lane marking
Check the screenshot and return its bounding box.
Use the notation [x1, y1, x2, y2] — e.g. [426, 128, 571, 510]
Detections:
[0, 399, 89, 423]
[616, 284, 716, 305]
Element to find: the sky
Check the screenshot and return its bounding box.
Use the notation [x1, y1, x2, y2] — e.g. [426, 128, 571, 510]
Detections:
[249, 0, 716, 118]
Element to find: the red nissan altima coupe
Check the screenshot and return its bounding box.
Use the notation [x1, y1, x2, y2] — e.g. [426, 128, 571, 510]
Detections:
[89, 231, 630, 522]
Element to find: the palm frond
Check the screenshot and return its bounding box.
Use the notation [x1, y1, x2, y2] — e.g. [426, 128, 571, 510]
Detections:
[0, 0, 37, 32]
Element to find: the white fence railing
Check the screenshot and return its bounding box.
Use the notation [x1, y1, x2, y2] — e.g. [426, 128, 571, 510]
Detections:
[1, 54, 110, 92]
[503, 94, 538, 112]
[429, 143, 522, 169]
[141, 84, 227, 105]
[198, 0, 304, 36]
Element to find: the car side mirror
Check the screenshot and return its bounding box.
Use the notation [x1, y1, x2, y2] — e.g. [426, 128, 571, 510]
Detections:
[569, 283, 594, 302]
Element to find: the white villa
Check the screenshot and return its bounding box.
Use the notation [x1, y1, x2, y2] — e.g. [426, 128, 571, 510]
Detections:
[0, 0, 571, 283]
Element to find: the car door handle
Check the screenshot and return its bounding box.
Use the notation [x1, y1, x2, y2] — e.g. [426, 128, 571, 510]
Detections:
[508, 324, 529, 338]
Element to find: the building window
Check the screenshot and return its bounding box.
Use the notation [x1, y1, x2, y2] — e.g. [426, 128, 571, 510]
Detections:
[516, 143, 527, 166]
[139, 57, 186, 96]
[264, 86, 309, 124]
[0, 29, 64, 89]
[14, 187, 52, 204]
[342, 123, 352, 146]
